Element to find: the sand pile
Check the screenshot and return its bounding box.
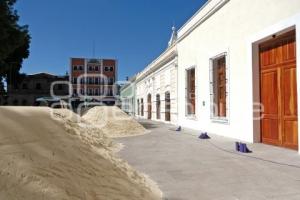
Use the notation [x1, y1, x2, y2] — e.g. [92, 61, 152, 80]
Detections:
[0, 106, 161, 200]
[82, 106, 147, 138]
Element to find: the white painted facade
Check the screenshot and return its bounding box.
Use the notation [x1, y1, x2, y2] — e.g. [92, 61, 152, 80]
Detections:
[135, 45, 178, 124]
[134, 0, 300, 152]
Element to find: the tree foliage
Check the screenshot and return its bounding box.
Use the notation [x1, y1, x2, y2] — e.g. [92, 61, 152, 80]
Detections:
[0, 0, 30, 86]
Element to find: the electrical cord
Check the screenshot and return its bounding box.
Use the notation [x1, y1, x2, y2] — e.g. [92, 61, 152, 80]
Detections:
[172, 128, 300, 170]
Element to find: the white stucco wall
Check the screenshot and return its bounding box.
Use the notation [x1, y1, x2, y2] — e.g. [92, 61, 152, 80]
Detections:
[135, 58, 178, 124]
[176, 0, 300, 149]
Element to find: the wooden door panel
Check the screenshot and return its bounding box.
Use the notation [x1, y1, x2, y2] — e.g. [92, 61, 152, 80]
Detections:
[282, 37, 296, 62]
[283, 120, 298, 149]
[281, 32, 297, 149]
[262, 119, 280, 145]
[261, 70, 279, 115]
[282, 66, 298, 148]
[283, 67, 298, 117]
[261, 69, 280, 144]
[260, 46, 277, 67]
[260, 30, 298, 150]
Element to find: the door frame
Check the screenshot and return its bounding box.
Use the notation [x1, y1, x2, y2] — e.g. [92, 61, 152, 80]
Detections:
[259, 30, 298, 149]
[249, 13, 300, 153]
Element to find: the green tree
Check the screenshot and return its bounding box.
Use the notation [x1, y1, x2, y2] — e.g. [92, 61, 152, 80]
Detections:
[0, 0, 30, 87]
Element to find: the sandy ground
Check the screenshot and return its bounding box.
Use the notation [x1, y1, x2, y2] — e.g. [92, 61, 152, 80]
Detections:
[0, 106, 161, 200]
[82, 106, 147, 138]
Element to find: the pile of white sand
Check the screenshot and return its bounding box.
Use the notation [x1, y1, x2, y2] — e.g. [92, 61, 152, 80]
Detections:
[82, 106, 147, 138]
[0, 107, 161, 200]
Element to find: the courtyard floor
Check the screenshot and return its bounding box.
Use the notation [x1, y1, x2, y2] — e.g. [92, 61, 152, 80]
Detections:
[117, 119, 300, 200]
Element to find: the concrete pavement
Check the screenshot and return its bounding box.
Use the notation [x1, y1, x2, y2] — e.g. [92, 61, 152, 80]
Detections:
[117, 120, 300, 200]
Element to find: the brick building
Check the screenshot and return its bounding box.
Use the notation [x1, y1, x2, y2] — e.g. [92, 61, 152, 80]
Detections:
[70, 58, 117, 105]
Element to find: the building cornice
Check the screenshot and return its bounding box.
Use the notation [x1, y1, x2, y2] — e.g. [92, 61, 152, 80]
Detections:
[136, 45, 177, 83]
[177, 0, 230, 42]
[133, 0, 230, 85]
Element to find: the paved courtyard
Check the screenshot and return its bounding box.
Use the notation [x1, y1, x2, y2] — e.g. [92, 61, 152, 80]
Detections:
[117, 120, 300, 200]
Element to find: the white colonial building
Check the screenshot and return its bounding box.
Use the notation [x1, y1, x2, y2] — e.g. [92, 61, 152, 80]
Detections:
[135, 27, 178, 124]
[133, 0, 300, 153]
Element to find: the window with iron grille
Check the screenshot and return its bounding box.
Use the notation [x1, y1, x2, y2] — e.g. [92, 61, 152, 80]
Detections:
[73, 77, 77, 84]
[80, 89, 84, 95]
[95, 77, 99, 85]
[88, 77, 93, 84]
[185, 67, 196, 116]
[108, 77, 114, 85]
[88, 88, 93, 96]
[73, 89, 77, 95]
[94, 88, 99, 96]
[210, 53, 229, 122]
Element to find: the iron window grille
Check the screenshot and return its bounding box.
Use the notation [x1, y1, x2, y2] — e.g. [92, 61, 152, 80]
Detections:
[209, 52, 230, 123]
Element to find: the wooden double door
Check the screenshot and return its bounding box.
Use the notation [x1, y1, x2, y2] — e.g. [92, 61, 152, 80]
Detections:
[260, 30, 298, 150]
[156, 94, 161, 120]
[165, 92, 171, 121]
[147, 94, 152, 120]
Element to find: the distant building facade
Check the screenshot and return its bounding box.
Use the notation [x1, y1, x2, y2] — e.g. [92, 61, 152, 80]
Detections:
[3, 73, 69, 106]
[70, 58, 118, 105]
[120, 75, 136, 115]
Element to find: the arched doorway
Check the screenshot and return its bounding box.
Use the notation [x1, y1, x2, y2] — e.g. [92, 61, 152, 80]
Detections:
[165, 91, 171, 121]
[147, 94, 152, 120]
[141, 98, 144, 116]
[137, 99, 140, 115]
[156, 94, 161, 119]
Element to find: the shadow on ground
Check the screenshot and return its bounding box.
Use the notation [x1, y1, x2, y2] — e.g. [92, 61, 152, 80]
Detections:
[139, 121, 160, 129]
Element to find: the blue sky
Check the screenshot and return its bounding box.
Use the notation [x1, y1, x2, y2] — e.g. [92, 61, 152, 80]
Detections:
[16, 0, 207, 80]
